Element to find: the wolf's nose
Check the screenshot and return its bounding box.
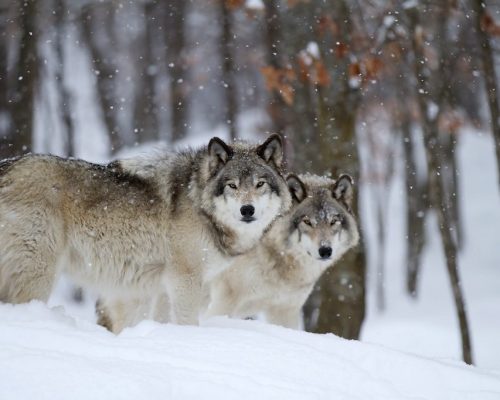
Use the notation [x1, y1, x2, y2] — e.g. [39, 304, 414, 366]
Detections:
[318, 246, 332, 259]
[240, 204, 255, 217]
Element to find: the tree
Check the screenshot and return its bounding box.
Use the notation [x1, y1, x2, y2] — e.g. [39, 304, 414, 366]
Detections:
[80, 2, 122, 154]
[54, 0, 75, 157]
[262, 0, 367, 339]
[162, 0, 189, 142]
[471, 0, 500, 191]
[406, 2, 473, 365]
[0, 3, 10, 149]
[133, 1, 160, 144]
[220, 0, 237, 140]
[9, 0, 38, 156]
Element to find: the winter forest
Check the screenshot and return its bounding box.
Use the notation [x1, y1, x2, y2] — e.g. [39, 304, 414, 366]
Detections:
[1, 0, 500, 398]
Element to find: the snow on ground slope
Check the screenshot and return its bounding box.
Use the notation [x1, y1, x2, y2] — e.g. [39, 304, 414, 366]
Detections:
[1, 302, 499, 400]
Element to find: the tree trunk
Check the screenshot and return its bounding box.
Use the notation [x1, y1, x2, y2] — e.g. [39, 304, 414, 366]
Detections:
[9, 0, 38, 155]
[133, 1, 159, 143]
[422, 122, 474, 365]
[402, 119, 428, 296]
[408, 4, 473, 365]
[312, 101, 366, 338]
[275, 0, 366, 339]
[54, 0, 75, 157]
[471, 0, 500, 191]
[220, 1, 237, 141]
[163, 0, 188, 142]
[80, 4, 122, 154]
[0, 4, 9, 142]
[264, 0, 288, 136]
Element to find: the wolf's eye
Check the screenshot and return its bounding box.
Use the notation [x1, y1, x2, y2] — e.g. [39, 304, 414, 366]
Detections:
[228, 183, 237, 189]
[303, 218, 312, 226]
[256, 181, 265, 188]
[331, 220, 341, 226]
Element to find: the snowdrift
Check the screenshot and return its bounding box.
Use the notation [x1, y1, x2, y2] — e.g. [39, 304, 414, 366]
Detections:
[1, 302, 499, 400]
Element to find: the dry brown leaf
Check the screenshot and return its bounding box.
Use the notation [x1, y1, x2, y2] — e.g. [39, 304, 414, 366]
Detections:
[225, 0, 245, 11]
[261, 66, 296, 106]
[481, 12, 500, 36]
[314, 60, 331, 87]
[287, 0, 311, 7]
[335, 42, 349, 59]
[348, 62, 361, 78]
[363, 57, 383, 80]
[317, 16, 339, 37]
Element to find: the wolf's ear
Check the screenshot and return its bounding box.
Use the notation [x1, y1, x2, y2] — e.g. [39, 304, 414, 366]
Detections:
[257, 134, 284, 169]
[208, 137, 233, 172]
[286, 174, 307, 203]
[333, 174, 354, 209]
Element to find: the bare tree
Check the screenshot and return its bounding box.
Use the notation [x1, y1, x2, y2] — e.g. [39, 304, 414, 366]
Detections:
[133, 1, 160, 143]
[220, 1, 237, 140]
[471, 0, 500, 191]
[54, 0, 75, 157]
[263, 0, 367, 338]
[407, 3, 473, 365]
[9, 0, 38, 156]
[162, 0, 189, 142]
[80, 3, 122, 153]
[402, 118, 428, 297]
[0, 4, 9, 145]
[263, 0, 289, 136]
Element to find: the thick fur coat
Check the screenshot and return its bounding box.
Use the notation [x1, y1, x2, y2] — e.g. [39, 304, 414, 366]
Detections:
[0, 135, 291, 325]
[205, 173, 360, 328]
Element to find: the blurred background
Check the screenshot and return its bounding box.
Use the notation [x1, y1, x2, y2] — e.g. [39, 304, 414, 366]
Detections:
[0, 0, 499, 368]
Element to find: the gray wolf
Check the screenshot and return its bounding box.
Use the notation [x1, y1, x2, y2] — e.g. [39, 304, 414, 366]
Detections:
[0, 135, 291, 325]
[96, 173, 359, 332]
[204, 173, 360, 329]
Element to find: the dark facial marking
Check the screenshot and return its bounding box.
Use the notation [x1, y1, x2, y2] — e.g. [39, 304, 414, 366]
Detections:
[213, 176, 227, 197]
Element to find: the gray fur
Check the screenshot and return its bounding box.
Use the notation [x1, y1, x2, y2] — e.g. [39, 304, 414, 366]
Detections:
[97, 173, 360, 333]
[205, 173, 360, 329]
[0, 135, 291, 326]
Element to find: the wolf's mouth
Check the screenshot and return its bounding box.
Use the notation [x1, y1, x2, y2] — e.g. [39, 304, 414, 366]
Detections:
[241, 216, 256, 223]
[308, 251, 332, 261]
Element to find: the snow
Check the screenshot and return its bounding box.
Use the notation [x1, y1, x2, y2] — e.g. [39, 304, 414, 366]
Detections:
[1, 302, 499, 400]
[246, 0, 265, 11]
[306, 41, 320, 59]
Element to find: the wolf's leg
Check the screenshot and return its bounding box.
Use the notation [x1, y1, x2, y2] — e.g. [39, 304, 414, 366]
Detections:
[96, 294, 159, 334]
[151, 293, 170, 323]
[265, 305, 302, 330]
[203, 281, 236, 319]
[95, 298, 115, 332]
[0, 214, 61, 303]
[165, 274, 203, 325]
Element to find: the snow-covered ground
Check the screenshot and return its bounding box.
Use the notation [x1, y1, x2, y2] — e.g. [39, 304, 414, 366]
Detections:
[1, 302, 499, 400]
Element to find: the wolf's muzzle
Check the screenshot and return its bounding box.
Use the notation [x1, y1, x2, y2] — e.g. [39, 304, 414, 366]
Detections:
[240, 204, 255, 223]
[318, 246, 332, 259]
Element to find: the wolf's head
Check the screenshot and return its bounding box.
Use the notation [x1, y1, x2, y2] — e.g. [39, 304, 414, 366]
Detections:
[199, 134, 291, 254]
[284, 173, 359, 264]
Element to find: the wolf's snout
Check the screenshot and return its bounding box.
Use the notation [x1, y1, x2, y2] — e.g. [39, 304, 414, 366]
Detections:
[318, 246, 332, 259]
[240, 204, 255, 218]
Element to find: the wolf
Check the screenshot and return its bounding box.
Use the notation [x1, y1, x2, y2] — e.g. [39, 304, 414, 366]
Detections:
[204, 173, 360, 329]
[96, 173, 359, 333]
[0, 134, 291, 325]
